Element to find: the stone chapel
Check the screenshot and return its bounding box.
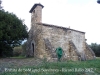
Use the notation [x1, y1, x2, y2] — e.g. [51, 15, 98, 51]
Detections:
[26, 3, 95, 61]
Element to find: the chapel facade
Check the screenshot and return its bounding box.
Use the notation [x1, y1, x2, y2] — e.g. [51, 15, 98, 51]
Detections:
[26, 3, 95, 61]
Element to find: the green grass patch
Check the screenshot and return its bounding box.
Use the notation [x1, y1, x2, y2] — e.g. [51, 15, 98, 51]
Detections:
[10, 56, 26, 59]
[1, 58, 100, 75]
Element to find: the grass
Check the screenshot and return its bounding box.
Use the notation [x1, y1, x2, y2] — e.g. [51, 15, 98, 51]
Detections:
[0, 58, 100, 75]
[10, 56, 26, 59]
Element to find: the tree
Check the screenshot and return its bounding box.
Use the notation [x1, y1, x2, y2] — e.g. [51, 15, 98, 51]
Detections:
[89, 43, 100, 57]
[0, 10, 28, 57]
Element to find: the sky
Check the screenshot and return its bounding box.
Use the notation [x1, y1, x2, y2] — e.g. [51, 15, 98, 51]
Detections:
[2, 0, 100, 44]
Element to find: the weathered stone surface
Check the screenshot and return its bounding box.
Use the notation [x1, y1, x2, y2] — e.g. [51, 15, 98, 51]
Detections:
[27, 3, 96, 61]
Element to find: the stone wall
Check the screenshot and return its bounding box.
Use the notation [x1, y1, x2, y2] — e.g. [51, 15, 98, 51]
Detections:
[27, 23, 95, 61]
[40, 24, 86, 61]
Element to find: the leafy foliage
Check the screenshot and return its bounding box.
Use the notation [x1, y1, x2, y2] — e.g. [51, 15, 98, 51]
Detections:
[13, 46, 23, 56]
[13, 41, 27, 57]
[0, 10, 28, 57]
[89, 43, 100, 57]
[22, 41, 27, 56]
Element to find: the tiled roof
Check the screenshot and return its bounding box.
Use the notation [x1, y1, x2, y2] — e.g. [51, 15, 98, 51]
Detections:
[29, 3, 44, 13]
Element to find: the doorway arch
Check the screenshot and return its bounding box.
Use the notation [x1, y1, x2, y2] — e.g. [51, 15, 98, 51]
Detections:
[31, 40, 35, 57]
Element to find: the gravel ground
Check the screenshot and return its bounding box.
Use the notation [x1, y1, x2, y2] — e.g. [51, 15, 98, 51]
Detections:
[0, 58, 43, 73]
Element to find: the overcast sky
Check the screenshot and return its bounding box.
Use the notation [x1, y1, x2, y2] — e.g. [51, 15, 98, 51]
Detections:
[2, 0, 100, 44]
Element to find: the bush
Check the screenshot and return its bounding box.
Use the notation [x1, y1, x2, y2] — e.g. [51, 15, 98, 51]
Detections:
[13, 41, 27, 57]
[89, 43, 100, 57]
[22, 41, 27, 56]
[0, 42, 13, 57]
[13, 46, 23, 56]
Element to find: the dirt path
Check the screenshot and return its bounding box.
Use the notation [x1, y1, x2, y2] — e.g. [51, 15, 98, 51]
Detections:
[0, 58, 43, 67]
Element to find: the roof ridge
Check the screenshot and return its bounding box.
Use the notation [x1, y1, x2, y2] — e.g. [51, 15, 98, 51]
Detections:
[36, 22, 85, 33]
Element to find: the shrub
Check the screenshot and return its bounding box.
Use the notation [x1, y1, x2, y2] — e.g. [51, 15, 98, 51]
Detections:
[13, 46, 23, 56]
[22, 41, 27, 56]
